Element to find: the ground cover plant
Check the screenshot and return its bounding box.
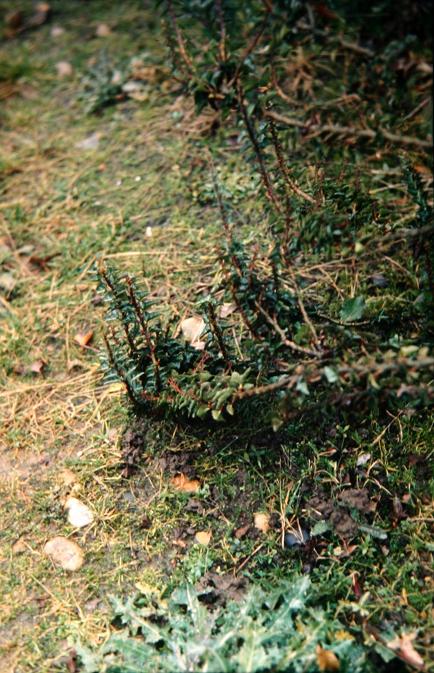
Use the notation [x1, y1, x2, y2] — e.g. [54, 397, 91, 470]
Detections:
[100, 0, 433, 428]
[75, 578, 374, 672]
[0, 1, 432, 672]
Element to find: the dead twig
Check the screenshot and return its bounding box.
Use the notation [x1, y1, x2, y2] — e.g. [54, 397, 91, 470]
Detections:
[268, 109, 316, 207]
[167, 0, 194, 73]
[255, 302, 320, 357]
[236, 357, 434, 400]
[215, 0, 227, 63]
[237, 83, 283, 214]
[265, 110, 432, 149]
[229, 5, 271, 87]
[234, 542, 265, 574]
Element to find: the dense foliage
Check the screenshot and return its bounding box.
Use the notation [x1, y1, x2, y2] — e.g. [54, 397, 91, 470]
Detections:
[97, 2, 434, 419]
[76, 577, 382, 673]
[98, 159, 433, 427]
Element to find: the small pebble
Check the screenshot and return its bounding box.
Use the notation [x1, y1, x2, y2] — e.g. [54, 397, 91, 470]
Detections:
[51, 25, 65, 38]
[370, 273, 388, 288]
[284, 528, 310, 549]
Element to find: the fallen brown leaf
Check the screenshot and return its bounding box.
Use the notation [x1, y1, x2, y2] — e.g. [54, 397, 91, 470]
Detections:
[234, 524, 250, 539]
[43, 536, 84, 571]
[219, 302, 236, 318]
[12, 538, 27, 554]
[31, 2, 51, 27]
[316, 645, 340, 671]
[0, 272, 16, 293]
[195, 531, 211, 545]
[387, 632, 424, 670]
[171, 473, 201, 493]
[254, 512, 270, 533]
[30, 359, 46, 375]
[180, 316, 205, 351]
[74, 330, 94, 348]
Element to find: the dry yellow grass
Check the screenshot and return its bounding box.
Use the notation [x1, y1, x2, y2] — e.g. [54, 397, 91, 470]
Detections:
[0, 4, 222, 669]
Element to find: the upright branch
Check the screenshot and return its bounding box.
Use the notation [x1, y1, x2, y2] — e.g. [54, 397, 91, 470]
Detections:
[99, 263, 136, 353]
[167, 0, 194, 73]
[229, 3, 272, 86]
[236, 81, 282, 216]
[207, 302, 231, 366]
[215, 0, 227, 63]
[267, 110, 316, 206]
[103, 330, 136, 402]
[125, 276, 161, 391]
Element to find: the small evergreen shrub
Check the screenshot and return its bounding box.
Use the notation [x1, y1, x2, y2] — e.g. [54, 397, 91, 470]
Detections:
[98, 161, 433, 428]
[98, 0, 433, 427]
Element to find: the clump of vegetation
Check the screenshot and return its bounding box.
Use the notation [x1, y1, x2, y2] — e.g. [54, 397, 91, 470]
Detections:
[98, 0, 433, 429]
[93, 6, 433, 663]
[76, 577, 378, 673]
[98, 163, 433, 428]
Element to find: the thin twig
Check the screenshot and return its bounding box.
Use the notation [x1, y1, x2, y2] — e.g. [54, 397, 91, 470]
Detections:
[125, 277, 161, 391]
[229, 5, 271, 87]
[167, 0, 194, 72]
[371, 410, 404, 447]
[103, 331, 136, 402]
[215, 0, 227, 63]
[237, 82, 283, 214]
[291, 277, 320, 346]
[338, 37, 374, 57]
[234, 542, 265, 574]
[99, 264, 136, 353]
[255, 302, 320, 357]
[207, 302, 231, 366]
[236, 357, 434, 400]
[268, 109, 316, 206]
[265, 110, 432, 149]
